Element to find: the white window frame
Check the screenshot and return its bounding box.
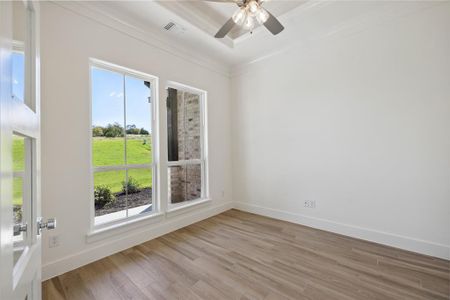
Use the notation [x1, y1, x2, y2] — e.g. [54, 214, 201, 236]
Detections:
[88, 58, 159, 230]
[166, 81, 209, 211]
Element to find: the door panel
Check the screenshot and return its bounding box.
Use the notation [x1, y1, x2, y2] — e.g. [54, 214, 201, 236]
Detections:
[0, 1, 42, 299]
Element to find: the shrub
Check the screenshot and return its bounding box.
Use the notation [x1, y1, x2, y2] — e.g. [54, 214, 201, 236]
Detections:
[103, 122, 124, 138]
[14, 207, 22, 223]
[94, 185, 115, 207]
[122, 176, 141, 194]
[126, 124, 140, 135]
[139, 128, 149, 135]
[92, 126, 104, 137]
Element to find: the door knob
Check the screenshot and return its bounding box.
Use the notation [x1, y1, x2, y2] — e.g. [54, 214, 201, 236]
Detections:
[37, 218, 56, 234]
[13, 223, 27, 236]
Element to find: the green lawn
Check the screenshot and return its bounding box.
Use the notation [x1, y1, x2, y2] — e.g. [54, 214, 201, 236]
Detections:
[93, 136, 153, 194]
[11, 135, 153, 206]
[13, 136, 24, 206]
[92, 136, 152, 166]
[94, 168, 151, 194]
[13, 136, 25, 172]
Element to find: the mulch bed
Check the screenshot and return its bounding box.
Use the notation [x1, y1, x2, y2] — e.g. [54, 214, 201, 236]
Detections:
[95, 188, 152, 217]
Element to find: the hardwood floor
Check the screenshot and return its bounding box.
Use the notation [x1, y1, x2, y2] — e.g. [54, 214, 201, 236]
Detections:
[43, 209, 450, 300]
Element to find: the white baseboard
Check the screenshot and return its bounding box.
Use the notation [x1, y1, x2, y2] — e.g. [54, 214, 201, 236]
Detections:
[42, 201, 233, 281]
[234, 202, 450, 260]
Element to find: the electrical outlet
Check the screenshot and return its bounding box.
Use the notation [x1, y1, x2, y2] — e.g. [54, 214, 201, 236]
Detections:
[49, 235, 60, 248]
[304, 200, 316, 208]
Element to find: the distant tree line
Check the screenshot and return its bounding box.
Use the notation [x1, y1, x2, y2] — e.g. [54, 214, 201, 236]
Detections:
[92, 123, 149, 137]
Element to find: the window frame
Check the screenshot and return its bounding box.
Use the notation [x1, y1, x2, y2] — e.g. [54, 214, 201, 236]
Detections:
[88, 58, 159, 230]
[166, 81, 209, 211]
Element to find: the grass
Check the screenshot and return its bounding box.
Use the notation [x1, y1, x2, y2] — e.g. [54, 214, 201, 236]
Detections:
[94, 168, 152, 194]
[93, 135, 153, 194]
[11, 135, 153, 206]
[13, 137, 24, 206]
[93, 136, 152, 166]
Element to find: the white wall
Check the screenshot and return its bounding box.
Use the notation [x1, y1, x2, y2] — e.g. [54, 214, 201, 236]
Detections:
[40, 2, 233, 279]
[231, 3, 450, 259]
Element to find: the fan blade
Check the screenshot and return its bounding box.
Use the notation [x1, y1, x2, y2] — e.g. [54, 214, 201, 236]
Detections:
[215, 18, 235, 38]
[263, 11, 284, 35]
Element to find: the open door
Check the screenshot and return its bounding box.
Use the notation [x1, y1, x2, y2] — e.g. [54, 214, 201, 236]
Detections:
[0, 1, 52, 299]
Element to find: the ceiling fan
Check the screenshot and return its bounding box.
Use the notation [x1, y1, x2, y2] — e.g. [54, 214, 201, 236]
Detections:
[207, 0, 285, 38]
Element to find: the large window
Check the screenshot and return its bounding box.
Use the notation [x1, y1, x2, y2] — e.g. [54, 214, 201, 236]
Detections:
[166, 83, 208, 207]
[90, 60, 157, 226]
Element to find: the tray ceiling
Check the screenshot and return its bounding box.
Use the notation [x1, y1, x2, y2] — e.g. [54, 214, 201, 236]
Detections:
[65, 1, 441, 70]
[158, 0, 306, 40]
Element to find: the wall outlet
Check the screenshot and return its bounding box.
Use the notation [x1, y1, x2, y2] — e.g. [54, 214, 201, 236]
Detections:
[304, 200, 316, 208]
[49, 235, 60, 248]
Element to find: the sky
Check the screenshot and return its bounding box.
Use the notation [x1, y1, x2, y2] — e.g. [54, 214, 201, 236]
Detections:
[91, 67, 152, 132]
[12, 52, 24, 102]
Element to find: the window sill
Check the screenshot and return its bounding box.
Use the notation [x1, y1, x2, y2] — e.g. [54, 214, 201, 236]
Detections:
[86, 211, 164, 244]
[166, 198, 211, 218]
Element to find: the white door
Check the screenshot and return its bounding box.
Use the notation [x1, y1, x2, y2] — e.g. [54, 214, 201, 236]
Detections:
[0, 1, 51, 299]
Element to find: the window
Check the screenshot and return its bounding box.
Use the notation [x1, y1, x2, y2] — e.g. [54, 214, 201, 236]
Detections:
[90, 60, 158, 226]
[166, 83, 208, 208]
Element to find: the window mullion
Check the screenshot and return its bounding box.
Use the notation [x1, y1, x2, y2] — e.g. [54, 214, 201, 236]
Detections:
[123, 74, 128, 218]
[167, 159, 202, 167]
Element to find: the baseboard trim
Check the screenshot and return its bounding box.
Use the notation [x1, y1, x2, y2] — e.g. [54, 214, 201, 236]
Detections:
[234, 202, 450, 260]
[42, 201, 233, 281]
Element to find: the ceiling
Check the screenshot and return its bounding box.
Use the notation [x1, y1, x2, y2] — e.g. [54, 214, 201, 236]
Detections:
[157, 0, 306, 40]
[70, 1, 441, 71]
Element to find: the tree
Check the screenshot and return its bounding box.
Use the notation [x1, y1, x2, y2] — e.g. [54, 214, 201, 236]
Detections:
[104, 122, 124, 138]
[139, 128, 149, 135]
[92, 126, 104, 137]
[126, 124, 140, 135]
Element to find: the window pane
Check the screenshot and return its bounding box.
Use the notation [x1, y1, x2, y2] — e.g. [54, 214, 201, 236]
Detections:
[126, 168, 152, 217]
[12, 52, 25, 102]
[94, 170, 126, 219]
[186, 164, 202, 200]
[12, 134, 26, 266]
[125, 76, 152, 165]
[168, 164, 202, 204]
[91, 67, 125, 167]
[167, 89, 201, 161]
[13, 177, 24, 265]
[183, 92, 201, 160]
[12, 1, 26, 103]
[13, 135, 25, 172]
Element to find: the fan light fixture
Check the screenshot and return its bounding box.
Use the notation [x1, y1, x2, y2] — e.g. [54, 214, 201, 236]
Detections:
[232, 8, 247, 25]
[243, 13, 255, 30]
[231, 0, 269, 31]
[213, 0, 284, 39]
[255, 8, 269, 24]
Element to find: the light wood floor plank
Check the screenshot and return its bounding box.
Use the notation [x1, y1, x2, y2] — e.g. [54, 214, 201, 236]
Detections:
[42, 209, 450, 300]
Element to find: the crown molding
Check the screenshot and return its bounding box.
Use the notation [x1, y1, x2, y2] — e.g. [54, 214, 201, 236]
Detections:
[47, 1, 444, 79]
[230, 0, 443, 77]
[50, 1, 231, 78]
